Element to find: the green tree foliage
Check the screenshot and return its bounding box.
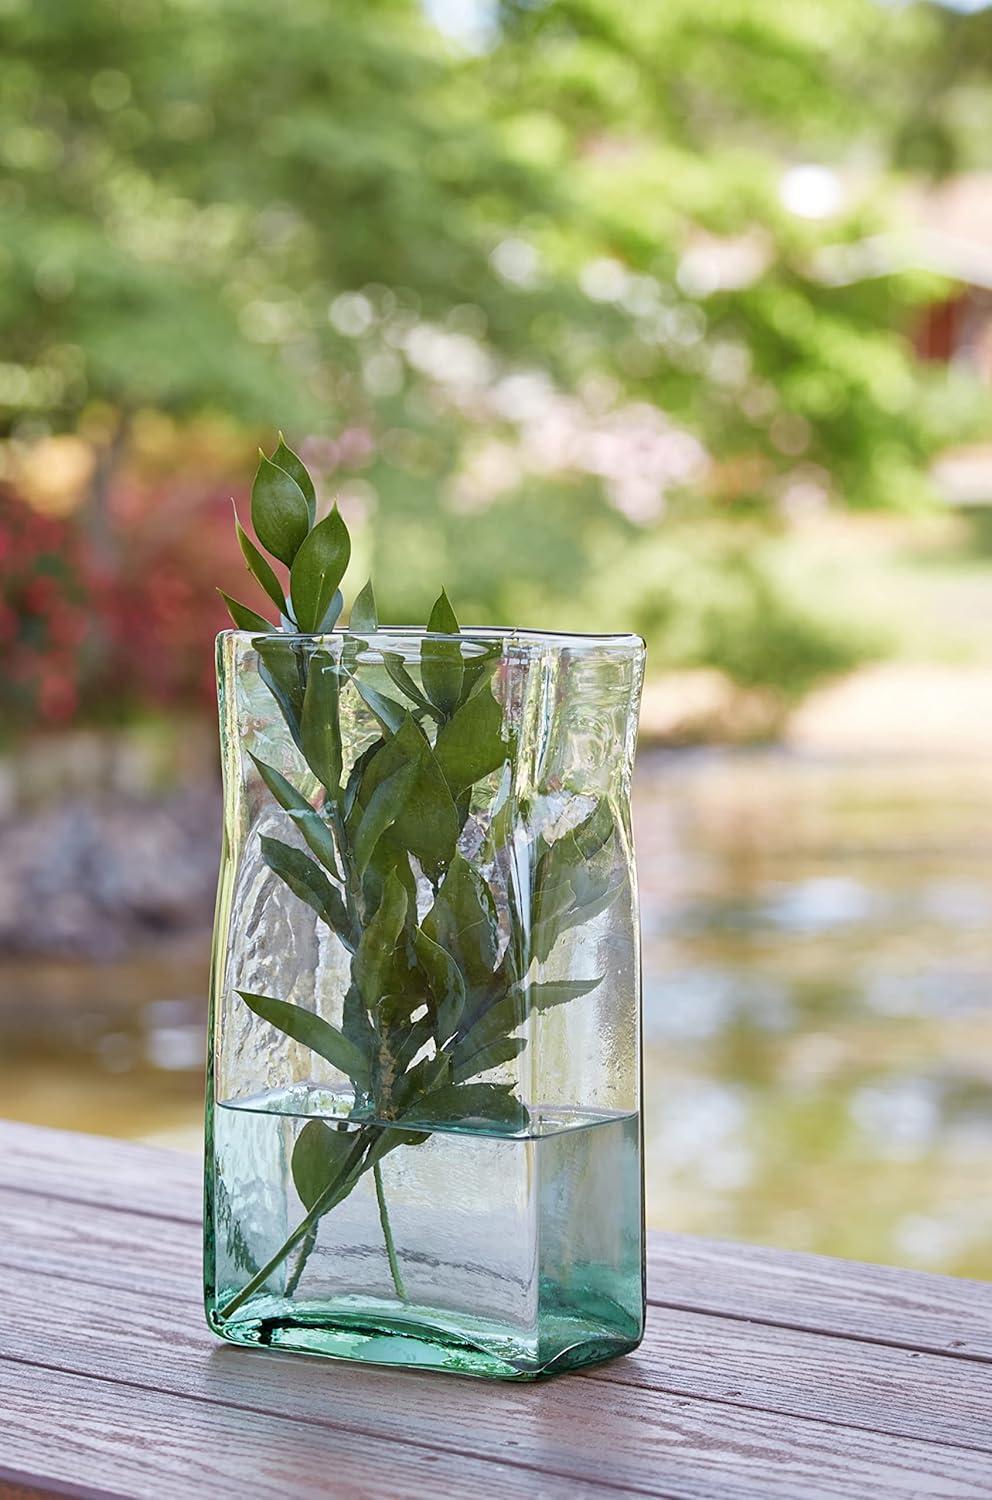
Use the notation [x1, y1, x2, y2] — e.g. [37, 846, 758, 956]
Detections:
[881, 3, 992, 174]
[0, 0, 982, 698]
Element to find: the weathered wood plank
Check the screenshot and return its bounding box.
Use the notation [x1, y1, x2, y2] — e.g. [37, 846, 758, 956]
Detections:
[0, 1482, 83, 1500]
[0, 1119, 201, 1222]
[2, 1233, 991, 1465]
[646, 1237, 992, 1362]
[0, 1478, 120, 1500]
[4, 1121, 991, 1366]
[0, 1186, 194, 1303]
[2, 1124, 991, 1498]
[586, 1309, 992, 1452]
[3, 1342, 991, 1500]
[2, 1118, 991, 1360]
[0, 1363, 627, 1500]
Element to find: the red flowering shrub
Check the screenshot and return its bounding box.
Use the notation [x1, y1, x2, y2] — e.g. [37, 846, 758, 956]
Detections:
[0, 482, 258, 734]
[0, 488, 94, 730]
[92, 485, 248, 717]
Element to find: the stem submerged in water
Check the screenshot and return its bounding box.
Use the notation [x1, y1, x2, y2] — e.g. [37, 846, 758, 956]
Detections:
[284, 1225, 316, 1299]
[374, 1159, 407, 1300]
[217, 1128, 376, 1320]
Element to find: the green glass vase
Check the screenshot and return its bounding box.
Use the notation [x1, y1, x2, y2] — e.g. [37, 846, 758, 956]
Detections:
[204, 625, 645, 1379]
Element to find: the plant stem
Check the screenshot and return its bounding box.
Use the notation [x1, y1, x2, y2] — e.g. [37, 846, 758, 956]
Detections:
[329, 788, 405, 1302]
[373, 1159, 407, 1301]
[217, 1128, 376, 1321]
[284, 1226, 316, 1299]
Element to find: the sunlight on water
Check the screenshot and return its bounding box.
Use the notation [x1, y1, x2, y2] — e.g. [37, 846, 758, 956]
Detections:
[636, 749, 992, 1278]
[2, 748, 991, 1277]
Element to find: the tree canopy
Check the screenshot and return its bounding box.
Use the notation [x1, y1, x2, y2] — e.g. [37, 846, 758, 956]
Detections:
[0, 0, 987, 705]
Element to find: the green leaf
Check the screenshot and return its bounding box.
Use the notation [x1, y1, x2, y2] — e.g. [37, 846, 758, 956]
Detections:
[377, 985, 426, 1038]
[272, 434, 317, 527]
[531, 802, 620, 960]
[343, 740, 383, 818]
[433, 681, 507, 795]
[318, 589, 344, 632]
[412, 926, 466, 1040]
[534, 870, 621, 962]
[532, 873, 577, 963]
[428, 588, 459, 634]
[341, 982, 377, 1068]
[301, 649, 342, 795]
[450, 976, 602, 1079]
[421, 590, 463, 717]
[251, 453, 310, 567]
[361, 829, 419, 918]
[352, 678, 407, 736]
[363, 1124, 429, 1163]
[422, 852, 499, 986]
[218, 591, 273, 633]
[286, 808, 342, 881]
[248, 752, 341, 877]
[396, 738, 460, 877]
[459, 643, 500, 705]
[400, 1081, 527, 1132]
[391, 1048, 449, 1111]
[255, 637, 306, 751]
[450, 1034, 526, 1085]
[448, 997, 521, 1078]
[249, 751, 311, 814]
[259, 835, 351, 940]
[383, 653, 441, 719]
[235, 514, 286, 615]
[480, 785, 514, 863]
[290, 505, 351, 633]
[353, 761, 417, 877]
[237, 990, 370, 1084]
[570, 799, 616, 861]
[291, 1119, 360, 1210]
[516, 976, 604, 1011]
[359, 715, 459, 878]
[353, 870, 409, 1011]
[340, 633, 367, 683]
[350, 579, 378, 632]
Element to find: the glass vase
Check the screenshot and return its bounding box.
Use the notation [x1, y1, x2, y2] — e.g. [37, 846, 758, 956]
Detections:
[204, 625, 645, 1379]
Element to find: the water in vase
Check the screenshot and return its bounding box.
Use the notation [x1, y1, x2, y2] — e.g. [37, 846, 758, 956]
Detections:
[205, 1086, 644, 1380]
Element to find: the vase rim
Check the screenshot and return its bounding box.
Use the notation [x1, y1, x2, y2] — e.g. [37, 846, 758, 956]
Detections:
[220, 626, 645, 654]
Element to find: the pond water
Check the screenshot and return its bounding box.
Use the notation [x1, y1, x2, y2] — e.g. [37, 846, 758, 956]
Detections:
[2, 748, 990, 1278]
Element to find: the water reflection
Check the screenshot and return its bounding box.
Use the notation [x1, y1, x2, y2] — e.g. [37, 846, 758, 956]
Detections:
[637, 749, 992, 1279]
[0, 946, 207, 1145]
[0, 747, 990, 1275]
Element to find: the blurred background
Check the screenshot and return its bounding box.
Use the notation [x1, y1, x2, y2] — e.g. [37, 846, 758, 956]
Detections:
[2, 0, 992, 1276]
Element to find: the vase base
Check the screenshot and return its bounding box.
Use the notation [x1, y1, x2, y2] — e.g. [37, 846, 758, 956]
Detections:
[207, 1293, 642, 1381]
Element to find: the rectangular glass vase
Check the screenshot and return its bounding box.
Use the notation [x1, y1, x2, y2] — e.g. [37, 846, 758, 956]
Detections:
[204, 625, 645, 1379]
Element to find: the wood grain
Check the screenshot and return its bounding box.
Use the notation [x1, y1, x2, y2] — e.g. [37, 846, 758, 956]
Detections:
[0, 1363, 623, 1500]
[3, 1240, 991, 1457]
[0, 1482, 89, 1500]
[0, 1119, 201, 1222]
[5, 1343, 992, 1500]
[3, 1115, 989, 1360]
[647, 1236, 992, 1362]
[2, 1121, 991, 1500]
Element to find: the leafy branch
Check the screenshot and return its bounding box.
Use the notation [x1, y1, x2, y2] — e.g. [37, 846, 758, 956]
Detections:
[217, 437, 619, 1316]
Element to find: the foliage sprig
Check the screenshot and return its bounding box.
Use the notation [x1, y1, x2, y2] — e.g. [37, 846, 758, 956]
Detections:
[217, 437, 620, 1317]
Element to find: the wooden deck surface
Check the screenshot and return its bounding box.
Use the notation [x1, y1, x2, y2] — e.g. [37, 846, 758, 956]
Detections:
[0, 1118, 989, 1499]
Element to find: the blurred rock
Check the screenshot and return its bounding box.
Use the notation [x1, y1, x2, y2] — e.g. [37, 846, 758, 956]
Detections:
[0, 783, 221, 958]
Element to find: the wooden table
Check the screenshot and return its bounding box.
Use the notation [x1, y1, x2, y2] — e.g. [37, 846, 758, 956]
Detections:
[0, 1120, 989, 1499]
